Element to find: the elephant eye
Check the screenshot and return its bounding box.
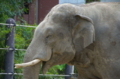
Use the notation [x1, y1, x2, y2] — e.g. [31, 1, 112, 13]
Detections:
[45, 35, 54, 44]
[45, 35, 55, 45]
[46, 35, 52, 39]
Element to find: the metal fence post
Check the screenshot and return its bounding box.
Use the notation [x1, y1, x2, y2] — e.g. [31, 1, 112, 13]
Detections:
[65, 65, 74, 79]
[5, 18, 16, 79]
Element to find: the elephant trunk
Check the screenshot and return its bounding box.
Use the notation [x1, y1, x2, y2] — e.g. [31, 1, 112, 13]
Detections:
[23, 61, 41, 79]
[14, 39, 52, 79]
[23, 53, 41, 79]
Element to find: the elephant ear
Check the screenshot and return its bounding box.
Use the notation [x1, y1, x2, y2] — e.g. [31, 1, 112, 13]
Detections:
[72, 14, 95, 52]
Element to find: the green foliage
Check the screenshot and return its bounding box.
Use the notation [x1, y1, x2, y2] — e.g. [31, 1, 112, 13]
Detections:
[40, 64, 66, 79]
[0, 0, 32, 22]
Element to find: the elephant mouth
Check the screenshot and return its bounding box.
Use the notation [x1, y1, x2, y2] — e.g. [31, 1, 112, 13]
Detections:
[41, 61, 50, 74]
[15, 50, 53, 74]
[14, 50, 74, 74]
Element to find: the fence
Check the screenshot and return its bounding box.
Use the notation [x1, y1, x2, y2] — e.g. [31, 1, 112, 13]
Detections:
[0, 18, 77, 79]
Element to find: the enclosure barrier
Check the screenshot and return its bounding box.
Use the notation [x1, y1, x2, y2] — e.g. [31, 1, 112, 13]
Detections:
[0, 18, 76, 79]
[0, 48, 26, 51]
[0, 73, 71, 77]
[0, 73, 77, 79]
[0, 23, 36, 28]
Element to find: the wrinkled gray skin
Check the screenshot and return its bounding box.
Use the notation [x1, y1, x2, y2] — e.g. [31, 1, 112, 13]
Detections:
[23, 2, 120, 79]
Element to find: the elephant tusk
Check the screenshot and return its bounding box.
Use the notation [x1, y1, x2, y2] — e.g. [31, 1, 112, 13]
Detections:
[15, 59, 41, 68]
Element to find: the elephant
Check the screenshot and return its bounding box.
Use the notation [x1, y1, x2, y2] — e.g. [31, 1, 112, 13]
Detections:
[15, 2, 120, 79]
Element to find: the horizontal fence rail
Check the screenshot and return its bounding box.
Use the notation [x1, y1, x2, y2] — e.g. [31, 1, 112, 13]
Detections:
[0, 23, 14, 26]
[0, 73, 70, 77]
[0, 23, 36, 28]
[0, 48, 26, 51]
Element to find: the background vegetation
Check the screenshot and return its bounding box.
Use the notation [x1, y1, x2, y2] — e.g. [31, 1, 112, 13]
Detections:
[0, 0, 99, 79]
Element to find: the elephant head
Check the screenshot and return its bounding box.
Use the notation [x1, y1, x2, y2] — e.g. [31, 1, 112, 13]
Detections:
[15, 4, 95, 79]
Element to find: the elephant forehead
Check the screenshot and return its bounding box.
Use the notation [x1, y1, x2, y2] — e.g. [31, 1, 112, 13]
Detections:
[50, 3, 76, 13]
[46, 12, 67, 24]
[46, 4, 77, 23]
[36, 24, 58, 36]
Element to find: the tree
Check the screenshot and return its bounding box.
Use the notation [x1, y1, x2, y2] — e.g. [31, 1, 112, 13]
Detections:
[0, 0, 32, 22]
